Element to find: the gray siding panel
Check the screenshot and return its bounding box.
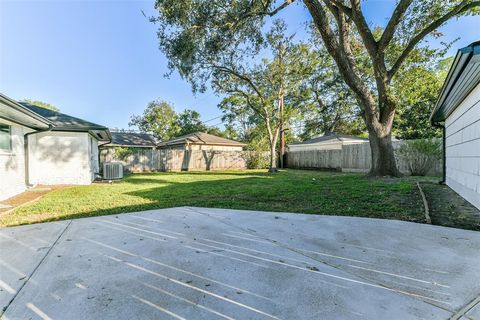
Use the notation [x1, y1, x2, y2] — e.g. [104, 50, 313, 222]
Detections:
[445, 83, 480, 209]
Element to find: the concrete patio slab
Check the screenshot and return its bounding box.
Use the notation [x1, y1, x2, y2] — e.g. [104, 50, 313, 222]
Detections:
[0, 221, 69, 312]
[1, 207, 480, 319]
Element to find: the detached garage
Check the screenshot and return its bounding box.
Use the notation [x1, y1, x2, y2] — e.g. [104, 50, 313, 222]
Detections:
[431, 41, 480, 209]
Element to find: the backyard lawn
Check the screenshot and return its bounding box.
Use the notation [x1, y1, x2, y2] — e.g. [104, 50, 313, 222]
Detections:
[0, 170, 435, 227]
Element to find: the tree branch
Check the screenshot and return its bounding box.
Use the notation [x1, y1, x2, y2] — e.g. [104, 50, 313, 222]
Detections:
[327, 0, 352, 16]
[378, 0, 413, 51]
[241, 0, 295, 19]
[347, 0, 378, 58]
[388, 0, 480, 79]
[304, 0, 379, 126]
[266, 0, 295, 16]
[211, 63, 265, 101]
[224, 87, 265, 118]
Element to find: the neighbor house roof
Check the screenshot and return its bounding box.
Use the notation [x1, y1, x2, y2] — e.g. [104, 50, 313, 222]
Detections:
[20, 102, 111, 142]
[289, 133, 368, 146]
[106, 132, 157, 148]
[0, 93, 53, 130]
[431, 41, 480, 123]
[158, 132, 246, 148]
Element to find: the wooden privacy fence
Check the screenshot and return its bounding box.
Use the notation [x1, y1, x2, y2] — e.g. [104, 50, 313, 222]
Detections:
[285, 149, 343, 170]
[159, 149, 248, 171]
[286, 141, 443, 176]
[100, 148, 161, 172]
[100, 148, 258, 172]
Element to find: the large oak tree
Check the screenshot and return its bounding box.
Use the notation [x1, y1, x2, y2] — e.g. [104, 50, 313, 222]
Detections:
[152, 0, 480, 176]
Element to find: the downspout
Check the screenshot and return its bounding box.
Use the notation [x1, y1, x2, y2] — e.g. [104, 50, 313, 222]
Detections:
[432, 121, 446, 185]
[97, 138, 112, 178]
[24, 124, 54, 187]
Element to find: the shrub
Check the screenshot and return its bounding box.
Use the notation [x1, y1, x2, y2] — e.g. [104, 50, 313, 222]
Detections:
[396, 139, 442, 176]
[244, 151, 270, 169]
[114, 147, 136, 161]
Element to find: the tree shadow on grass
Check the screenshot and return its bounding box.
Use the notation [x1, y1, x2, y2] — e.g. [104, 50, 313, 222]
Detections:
[129, 170, 275, 177]
[5, 175, 273, 226]
[121, 171, 274, 186]
[3, 171, 429, 227]
[119, 177, 173, 185]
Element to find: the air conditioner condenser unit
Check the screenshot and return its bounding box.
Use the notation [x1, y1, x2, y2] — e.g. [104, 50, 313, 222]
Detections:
[103, 162, 124, 180]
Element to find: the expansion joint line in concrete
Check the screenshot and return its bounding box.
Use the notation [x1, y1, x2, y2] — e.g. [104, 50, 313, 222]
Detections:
[0, 220, 73, 317]
[450, 294, 480, 320]
[185, 207, 454, 315]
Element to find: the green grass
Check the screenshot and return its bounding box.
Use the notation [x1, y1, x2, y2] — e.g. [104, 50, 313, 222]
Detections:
[0, 170, 435, 227]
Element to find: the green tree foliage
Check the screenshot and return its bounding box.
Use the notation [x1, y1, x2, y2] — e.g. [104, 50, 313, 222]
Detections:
[22, 99, 60, 111]
[129, 100, 180, 141]
[204, 126, 229, 138]
[220, 95, 258, 142]
[299, 26, 452, 141]
[114, 147, 136, 161]
[129, 100, 225, 141]
[152, 0, 480, 176]
[212, 21, 310, 171]
[297, 35, 366, 139]
[176, 109, 208, 134]
[393, 56, 453, 139]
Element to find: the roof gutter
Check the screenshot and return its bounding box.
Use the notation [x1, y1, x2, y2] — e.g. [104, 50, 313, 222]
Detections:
[0, 93, 53, 129]
[24, 124, 54, 187]
[430, 41, 480, 123]
[98, 138, 112, 148]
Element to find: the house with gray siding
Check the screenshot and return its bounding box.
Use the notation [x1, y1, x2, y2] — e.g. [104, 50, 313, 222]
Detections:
[0, 93, 111, 201]
[431, 41, 480, 209]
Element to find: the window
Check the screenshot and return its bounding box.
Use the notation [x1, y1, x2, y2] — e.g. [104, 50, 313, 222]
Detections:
[0, 124, 11, 152]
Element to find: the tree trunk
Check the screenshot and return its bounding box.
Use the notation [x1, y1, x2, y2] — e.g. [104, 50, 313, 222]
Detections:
[278, 89, 285, 169]
[303, 0, 401, 177]
[266, 118, 280, 173]
[367, 126, 401, 177]
[269, 142, 278, 172]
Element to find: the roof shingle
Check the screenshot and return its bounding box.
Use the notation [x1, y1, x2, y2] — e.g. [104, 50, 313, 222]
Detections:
[159, 132, 246, 147]
[20, 103, 108, 132]
[289, 133, 367, 146]
[107, 132, 157, 147]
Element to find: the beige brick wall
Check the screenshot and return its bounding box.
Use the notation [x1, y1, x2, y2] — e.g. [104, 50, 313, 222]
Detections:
[0, 120, 31, 201]
[28, 131, 94, 185]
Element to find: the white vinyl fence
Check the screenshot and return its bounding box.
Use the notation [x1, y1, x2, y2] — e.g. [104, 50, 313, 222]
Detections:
[286, 141, 442, 176]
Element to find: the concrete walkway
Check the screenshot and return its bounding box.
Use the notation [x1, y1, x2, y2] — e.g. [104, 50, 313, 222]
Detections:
[1, 207, 480, 320]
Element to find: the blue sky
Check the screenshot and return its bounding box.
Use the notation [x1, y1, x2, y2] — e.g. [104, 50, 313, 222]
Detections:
[0, 0, 479, 130]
